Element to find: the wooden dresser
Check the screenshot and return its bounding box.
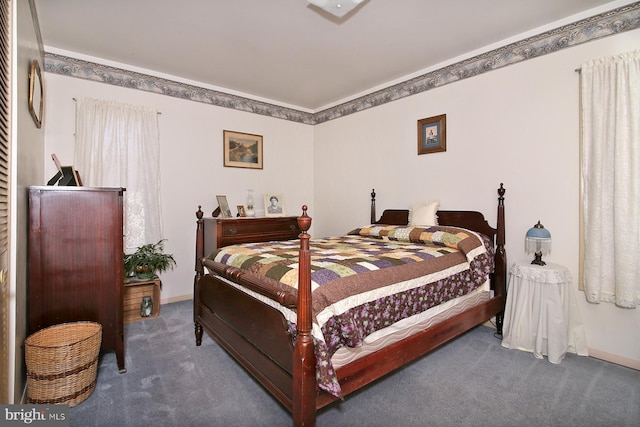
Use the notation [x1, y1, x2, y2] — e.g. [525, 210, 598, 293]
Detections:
[203, 216, 301, 256]
[28, 186, 126, 372]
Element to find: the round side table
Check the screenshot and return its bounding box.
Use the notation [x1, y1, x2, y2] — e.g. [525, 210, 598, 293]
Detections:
[501, 261, 573, 363]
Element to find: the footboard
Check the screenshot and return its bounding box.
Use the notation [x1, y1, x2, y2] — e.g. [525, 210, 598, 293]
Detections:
[193, 206, 315, 416]
[194, 273, 297, 408]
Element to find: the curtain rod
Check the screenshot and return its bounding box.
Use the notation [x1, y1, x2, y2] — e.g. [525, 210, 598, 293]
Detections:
[72, 97, 161, 114]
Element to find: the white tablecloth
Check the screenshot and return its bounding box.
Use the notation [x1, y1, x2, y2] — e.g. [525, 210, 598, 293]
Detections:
[501, 261, 588, 363]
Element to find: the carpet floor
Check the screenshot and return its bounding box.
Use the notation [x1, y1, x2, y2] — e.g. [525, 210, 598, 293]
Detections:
[69, 299, 640, 426]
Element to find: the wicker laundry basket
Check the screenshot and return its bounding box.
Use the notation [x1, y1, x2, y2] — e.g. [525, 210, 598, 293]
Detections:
[25, 321, 102, 407]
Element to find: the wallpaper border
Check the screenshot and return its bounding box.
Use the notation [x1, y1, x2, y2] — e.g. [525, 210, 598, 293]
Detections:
[44, 2, 640, 125]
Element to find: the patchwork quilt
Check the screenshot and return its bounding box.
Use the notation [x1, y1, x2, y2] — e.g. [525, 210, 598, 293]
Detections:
[208, 224, 494, 397]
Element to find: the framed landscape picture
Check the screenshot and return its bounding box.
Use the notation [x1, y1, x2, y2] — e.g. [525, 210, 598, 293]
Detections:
[417, 114, 446, 155]
[223, 130, 263, 169]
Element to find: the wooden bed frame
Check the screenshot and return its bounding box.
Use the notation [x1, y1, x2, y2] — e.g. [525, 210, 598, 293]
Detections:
[193, 184, 506, 426]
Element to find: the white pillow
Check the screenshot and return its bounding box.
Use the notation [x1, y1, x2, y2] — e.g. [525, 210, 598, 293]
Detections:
[409, 200, 440, 227]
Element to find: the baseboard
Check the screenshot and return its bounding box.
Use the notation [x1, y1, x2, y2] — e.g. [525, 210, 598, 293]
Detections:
[484, 322, 638, 371]
[160, 294, 192, 305]
[588, 348, 640, 371]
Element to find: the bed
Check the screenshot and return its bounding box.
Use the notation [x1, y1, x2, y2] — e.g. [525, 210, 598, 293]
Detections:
[193, 184, 507, 426]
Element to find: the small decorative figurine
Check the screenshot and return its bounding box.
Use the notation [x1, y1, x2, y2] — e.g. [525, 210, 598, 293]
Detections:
[140, 296, 153, 317]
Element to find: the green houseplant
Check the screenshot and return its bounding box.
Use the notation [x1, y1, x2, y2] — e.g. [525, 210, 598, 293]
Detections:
[124, 239, 176, 280]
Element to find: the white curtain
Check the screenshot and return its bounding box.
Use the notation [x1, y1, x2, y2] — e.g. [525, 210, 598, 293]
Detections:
[580, 50, 640, 308]
[75, 97, 163, 253]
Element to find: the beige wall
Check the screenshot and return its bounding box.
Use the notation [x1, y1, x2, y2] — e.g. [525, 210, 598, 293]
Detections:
[41, 23, 639, 375]
[43, 70, 315, 305]
[312, 29, 640, 367]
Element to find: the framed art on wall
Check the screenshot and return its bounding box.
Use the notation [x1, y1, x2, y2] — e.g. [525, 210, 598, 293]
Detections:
[264, 194, 284, 217]
[223, 130, 263, 169]
[417, 114, 446, 155]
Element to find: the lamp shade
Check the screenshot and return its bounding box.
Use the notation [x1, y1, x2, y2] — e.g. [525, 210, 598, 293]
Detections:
[525, 220, 551, 265]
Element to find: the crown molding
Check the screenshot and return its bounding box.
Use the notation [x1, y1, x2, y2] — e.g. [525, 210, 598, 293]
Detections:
[44, 55, 315, 125]
[44, 2, 640, 125]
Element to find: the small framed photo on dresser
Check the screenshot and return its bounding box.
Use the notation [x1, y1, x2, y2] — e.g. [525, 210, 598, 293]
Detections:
[216, 195, 233, 218]
[264, 194, 285, 217]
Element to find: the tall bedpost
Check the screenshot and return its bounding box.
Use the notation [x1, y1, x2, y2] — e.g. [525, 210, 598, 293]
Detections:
[195, 206, 205, 279]
[370, 189, 376, 224]
[494, 184, 507, 335]
[194, 206, 204, 345]
[293, 206, 316, 427]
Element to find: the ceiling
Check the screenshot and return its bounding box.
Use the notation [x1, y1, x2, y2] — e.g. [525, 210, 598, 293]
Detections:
[34, 0, 621, 111]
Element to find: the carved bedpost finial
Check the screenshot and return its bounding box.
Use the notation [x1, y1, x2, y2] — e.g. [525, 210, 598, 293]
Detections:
[196, 205, 203, 220]
[371, 189, 376, 200]
[298, 205, 312, 232]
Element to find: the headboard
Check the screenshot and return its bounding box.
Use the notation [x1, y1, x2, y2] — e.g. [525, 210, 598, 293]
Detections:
[370, 185, 506, 246]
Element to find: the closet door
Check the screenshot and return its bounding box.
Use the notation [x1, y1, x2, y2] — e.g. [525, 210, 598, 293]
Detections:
[0, 0, 11, 405]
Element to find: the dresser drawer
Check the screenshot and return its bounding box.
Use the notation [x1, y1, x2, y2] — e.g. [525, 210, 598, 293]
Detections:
[221, 218, 298, 237]
[205, 216, 301, 252]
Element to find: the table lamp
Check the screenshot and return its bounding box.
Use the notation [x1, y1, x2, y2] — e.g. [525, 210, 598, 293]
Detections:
[525, 221, 551, 266]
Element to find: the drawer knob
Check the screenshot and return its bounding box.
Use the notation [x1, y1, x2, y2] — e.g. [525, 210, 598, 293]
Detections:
[229, 227, 237, 235]
[290, 224, 296, 230]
